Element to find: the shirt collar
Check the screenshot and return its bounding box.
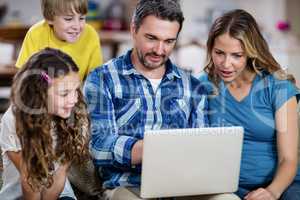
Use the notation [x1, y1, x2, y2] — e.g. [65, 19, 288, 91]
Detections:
[122, 49, 181, 80]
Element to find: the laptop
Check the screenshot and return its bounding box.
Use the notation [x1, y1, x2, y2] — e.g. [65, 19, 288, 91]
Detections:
[137, 126, 244, 198]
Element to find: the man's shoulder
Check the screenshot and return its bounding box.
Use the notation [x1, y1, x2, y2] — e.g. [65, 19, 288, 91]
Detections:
[88, 54, 127, 77]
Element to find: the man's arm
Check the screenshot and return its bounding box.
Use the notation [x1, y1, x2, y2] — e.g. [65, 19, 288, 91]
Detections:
[189, 77, 209, 128]
[83, 69, 138, 169]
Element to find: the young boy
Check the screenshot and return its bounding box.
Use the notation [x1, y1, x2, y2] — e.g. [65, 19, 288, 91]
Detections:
[16, 0, 103, 80]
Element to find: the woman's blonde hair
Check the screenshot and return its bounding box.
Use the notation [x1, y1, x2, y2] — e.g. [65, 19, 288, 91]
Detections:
[204, 9, 295, 87]
[41, 0, 88, 20]
[11, 48, 89, 190]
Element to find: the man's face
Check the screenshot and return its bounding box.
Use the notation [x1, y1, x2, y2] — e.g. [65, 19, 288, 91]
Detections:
[131, 15, 180, 70]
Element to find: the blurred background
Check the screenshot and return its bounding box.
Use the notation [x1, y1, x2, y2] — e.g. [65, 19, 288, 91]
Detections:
[0, 0, 300, 114]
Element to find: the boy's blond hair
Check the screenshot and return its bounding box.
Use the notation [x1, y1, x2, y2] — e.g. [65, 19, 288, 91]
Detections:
[41, 0, 88, 20]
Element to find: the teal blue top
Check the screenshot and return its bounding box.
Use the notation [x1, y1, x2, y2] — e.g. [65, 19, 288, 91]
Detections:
[200, 72, 300, 187]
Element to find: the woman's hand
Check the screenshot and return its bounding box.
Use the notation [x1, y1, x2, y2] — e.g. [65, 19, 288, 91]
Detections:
[244, 188, 277, 200]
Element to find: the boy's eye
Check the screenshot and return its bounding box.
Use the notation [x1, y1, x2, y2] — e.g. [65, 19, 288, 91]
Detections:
[80, 16, 86, 21]
[64, 17, 73, 21]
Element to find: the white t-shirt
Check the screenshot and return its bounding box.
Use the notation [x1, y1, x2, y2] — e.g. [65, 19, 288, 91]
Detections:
[148, 78, 162, 92]
[0, 107, 76, 199]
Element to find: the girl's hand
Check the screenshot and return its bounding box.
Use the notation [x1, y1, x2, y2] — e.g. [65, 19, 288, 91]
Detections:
[244, 188, 277, 200]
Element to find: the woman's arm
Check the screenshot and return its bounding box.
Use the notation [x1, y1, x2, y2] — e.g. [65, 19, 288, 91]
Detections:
[41, 163, 70, 200]
[6, 151, 41, 200]
[245, 97, 299, 200]
[267, 96, 299, 198]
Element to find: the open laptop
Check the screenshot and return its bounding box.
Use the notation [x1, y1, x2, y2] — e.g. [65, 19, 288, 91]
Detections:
[134, 126, 244, 199]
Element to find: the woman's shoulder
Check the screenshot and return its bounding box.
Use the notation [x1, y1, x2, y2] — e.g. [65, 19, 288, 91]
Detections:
[259, 72, 300, 103]
[260, 72, 297, 90]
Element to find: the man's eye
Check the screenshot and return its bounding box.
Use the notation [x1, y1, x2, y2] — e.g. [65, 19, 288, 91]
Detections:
[146, 36, 155, 40]
[166, 40, 175, 44]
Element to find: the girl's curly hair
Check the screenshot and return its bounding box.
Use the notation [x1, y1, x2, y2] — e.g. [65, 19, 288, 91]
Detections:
[11, 48, 90, 190]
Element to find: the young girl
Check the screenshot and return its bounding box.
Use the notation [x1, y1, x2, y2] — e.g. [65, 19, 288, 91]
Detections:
[0, 48, 89, 199]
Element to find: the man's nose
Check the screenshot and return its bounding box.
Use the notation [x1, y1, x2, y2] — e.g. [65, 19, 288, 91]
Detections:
[153, 41, 165, 55]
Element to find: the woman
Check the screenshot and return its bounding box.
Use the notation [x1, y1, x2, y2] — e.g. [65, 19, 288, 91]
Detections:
[201, 9, 300, 200]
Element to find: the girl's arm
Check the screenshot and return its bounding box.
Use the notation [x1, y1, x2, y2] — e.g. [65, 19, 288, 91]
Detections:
[6, 151, 41, 200]
[41, 163, 70, 200]
[245, 97, 299, 200]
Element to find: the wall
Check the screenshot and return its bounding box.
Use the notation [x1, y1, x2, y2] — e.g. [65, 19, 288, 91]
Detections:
[2, 0, 300, 82]
[180, 0, 300, 82]
[5, 0, 42, 25]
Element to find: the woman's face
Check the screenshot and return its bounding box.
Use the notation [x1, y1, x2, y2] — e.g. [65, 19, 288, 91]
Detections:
[211, 33, 248, 83]
[47, 72, 80, 118]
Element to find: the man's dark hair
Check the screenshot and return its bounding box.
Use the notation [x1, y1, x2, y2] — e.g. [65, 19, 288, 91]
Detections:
[132, 0, 184, 34]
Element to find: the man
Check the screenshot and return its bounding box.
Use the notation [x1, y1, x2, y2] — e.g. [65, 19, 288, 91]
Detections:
[84, 0, 239, 199]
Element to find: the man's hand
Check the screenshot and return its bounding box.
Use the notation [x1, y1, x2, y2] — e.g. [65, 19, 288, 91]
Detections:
[131, 140, 143, 165]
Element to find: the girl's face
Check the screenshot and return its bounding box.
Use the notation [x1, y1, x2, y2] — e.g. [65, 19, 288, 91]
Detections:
[47, 9, 86, 43]
[211, 33, 248, 83]
[47, 72, 80, 118]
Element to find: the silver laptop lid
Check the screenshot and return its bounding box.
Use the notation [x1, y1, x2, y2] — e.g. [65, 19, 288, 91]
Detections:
[141, 127, 244, 198]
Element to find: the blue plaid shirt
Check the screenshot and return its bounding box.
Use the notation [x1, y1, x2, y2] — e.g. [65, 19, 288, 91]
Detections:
[83, 50, 208, 188]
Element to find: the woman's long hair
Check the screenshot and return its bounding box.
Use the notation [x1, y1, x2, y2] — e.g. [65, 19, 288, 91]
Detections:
[11, 48, 89, 190]
[204, 9, 295, 87]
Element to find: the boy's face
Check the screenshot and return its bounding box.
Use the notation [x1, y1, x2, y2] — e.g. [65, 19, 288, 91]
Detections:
[47, 11, 86, 43]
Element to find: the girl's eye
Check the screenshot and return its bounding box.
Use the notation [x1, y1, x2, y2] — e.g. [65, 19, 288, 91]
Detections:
[60, 93, 68, 97]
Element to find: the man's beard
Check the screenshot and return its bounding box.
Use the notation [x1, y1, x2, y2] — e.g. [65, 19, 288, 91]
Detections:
[137, 50, 167, 69]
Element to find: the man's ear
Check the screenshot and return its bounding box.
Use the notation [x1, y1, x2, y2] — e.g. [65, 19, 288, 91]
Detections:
[130, 20, 137, 35]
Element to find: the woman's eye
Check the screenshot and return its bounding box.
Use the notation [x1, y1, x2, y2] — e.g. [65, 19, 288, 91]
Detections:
[233, 54, 242, 58]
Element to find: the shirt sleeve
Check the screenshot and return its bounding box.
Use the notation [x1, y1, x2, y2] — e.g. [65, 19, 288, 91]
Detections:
[189, 76, 209, 128]
[83, 69, 137, 169]
[271, 77, 300, 111]
[0, 107, 21, 154]
[15, 29, 37, 68]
